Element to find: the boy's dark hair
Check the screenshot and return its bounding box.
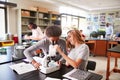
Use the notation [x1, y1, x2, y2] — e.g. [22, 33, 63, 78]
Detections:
[45, 26, 62, 37]
[29, 22, 37, 29]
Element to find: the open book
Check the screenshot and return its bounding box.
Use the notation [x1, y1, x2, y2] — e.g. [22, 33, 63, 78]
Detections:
[9, 62, 36, 75]
[63, 69, 93, 80]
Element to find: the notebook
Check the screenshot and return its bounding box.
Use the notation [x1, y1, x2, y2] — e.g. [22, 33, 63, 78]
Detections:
[63, 69, 93, 80]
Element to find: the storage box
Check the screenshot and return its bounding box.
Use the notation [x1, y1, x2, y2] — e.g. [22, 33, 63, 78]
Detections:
[28, 7, 37, 11]
[49, 11, 60, 15]
[21, 11, 30, 17]
[38, 7, 48, 13]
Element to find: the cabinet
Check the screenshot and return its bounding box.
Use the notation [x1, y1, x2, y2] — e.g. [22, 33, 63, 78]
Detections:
[50, 13, 61, 26]
[95, 40, 107, 56]
[86, 40, 119, 56]
[21, 9, 61, 34]
[37, 12, 50, 31]
[37, 11, 61, 31]
[21, 9, 37, 35]
[18, 9, 61, 43]
[86, 40, 107, 56]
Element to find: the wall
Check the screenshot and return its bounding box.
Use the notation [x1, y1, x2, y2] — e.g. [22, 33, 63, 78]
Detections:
[7, 7, 17, 35]
[7, 0, 120, 38]
[87, 9, 120, 34]
[7, 0, 89, 38]
[7, 0, 60, 35]
[8, 0, 59, 11]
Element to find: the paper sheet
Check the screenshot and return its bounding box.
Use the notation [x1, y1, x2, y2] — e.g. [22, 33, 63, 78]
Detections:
[9, 62, 36, 75]
[45, 77, 61, 80]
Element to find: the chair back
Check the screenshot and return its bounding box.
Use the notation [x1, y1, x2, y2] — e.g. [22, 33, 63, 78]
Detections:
[86, 60, 96, 71]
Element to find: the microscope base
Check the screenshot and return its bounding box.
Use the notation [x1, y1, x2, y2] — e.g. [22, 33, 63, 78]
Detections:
[40, 66, 60, 74]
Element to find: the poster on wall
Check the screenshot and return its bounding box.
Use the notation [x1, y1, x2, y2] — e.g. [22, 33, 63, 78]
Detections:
[99, 13, 106, 27]
[87, 14, 92, 21]
[107, 13, 114, 23]
[100, 13, 106, 22]
[93, 14, 98, 22]
[116, 11, 120, 18]
[87, 22, 93, 30]
[100, 22, 106, 26]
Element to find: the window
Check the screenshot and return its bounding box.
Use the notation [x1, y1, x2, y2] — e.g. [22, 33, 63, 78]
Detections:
[0, 0, 7, 39]
[0, 7, 7, 39]
[0, 0, 7, 1]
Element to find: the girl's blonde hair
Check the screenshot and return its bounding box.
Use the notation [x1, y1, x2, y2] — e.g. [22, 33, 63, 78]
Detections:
[66, 29, 85, 49]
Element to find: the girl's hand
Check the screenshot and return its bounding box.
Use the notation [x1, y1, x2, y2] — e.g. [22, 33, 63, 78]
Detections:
[33, 62, 41, 69]
[54, 44, 59, 49]
[31, 60, 41, 69]
[54, 45, 65, 57]
[54, 45, 61, 53]
[57, 61, 61, 67]
[65, 62, 70, 67]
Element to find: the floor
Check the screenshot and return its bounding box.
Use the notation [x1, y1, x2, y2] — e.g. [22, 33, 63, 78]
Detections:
[89, 56, 120, 80]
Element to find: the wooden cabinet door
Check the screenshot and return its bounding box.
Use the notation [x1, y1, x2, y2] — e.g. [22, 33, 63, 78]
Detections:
[95, 40, 107, 56]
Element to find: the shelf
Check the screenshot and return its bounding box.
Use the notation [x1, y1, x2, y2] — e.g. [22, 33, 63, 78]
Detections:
[51, 19, 60, 21]
[22, 16, 37, 19]
[38, 18, 50, 20]
[22, 24, 28, 26]
[20, 8, 61, 43]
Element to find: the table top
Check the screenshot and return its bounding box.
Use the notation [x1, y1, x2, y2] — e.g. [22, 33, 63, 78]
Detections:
[0, 61, 103, 80]
[108, 45, 120, 53]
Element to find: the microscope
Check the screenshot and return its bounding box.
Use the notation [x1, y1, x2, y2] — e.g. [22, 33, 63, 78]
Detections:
[40, 41, 60, 74]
